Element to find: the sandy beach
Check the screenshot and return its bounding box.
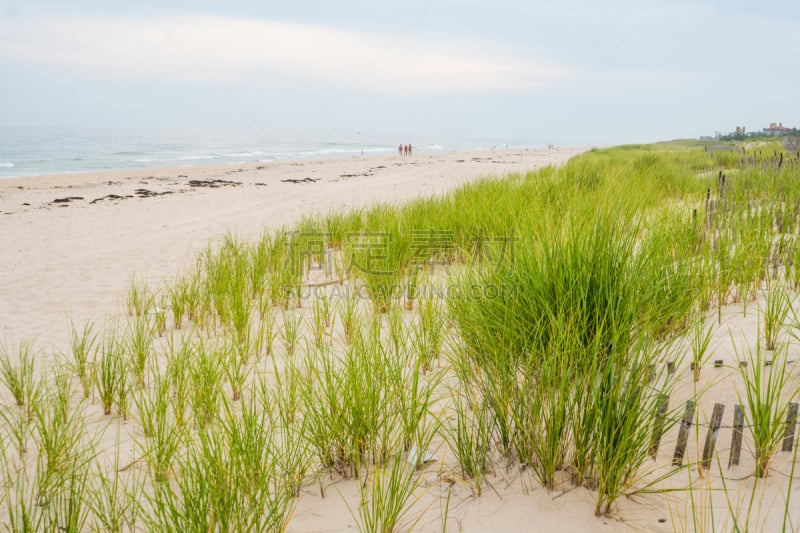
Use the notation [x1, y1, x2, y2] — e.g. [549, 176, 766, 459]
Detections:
[0, 147, 583, 351]
[0, 145, 627, 532]
[1, 144, 798, 532]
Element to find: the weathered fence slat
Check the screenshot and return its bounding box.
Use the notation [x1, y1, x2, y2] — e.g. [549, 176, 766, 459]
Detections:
[782, 403, 799, 452]
[729, 404, 744, 467]
[650, 394, 669, 459]
[673, 400, 695, 466]
[702, 403, 725, 469]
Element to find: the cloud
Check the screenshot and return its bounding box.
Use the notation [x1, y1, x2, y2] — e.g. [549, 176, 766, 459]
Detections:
[0, 12, 576, 93]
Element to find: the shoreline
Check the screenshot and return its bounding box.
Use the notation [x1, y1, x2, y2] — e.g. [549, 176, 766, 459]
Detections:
[0, 146, 587, 350]
[0, 134, 560, 183]
[0, 145, 573, 188]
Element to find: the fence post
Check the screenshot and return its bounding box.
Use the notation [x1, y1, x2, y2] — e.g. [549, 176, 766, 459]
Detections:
[729, 404, 744, 467]
[702, 403, 725, 469]
[673, 400, 695, 466]
[782, 403, 799, 452]
[650, 394, 669, 459]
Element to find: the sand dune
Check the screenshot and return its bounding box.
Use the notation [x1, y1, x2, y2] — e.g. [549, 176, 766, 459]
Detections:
[3, 145, 797, 531]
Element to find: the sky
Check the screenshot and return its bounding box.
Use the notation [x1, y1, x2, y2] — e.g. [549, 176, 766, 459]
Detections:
[0, 0, 798, 145]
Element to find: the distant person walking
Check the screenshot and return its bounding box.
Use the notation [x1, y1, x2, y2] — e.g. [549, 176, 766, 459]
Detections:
[408, 144, 412, 156]
[398, 144, 403, 156]
[403, 144, 408, 156]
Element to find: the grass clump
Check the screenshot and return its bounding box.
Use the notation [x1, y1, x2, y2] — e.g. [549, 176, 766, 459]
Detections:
[445, 387, 493, 496]
[142, 395, 297, 532]
[127, 275, 153, 317]
[352, 454, 424, 533]
[449, 208, 683, 514]
[412, 296, 446, 373]
[734, 336, 799, 478]
[135, 372, 183, 482]
[95, 332, 123, 416]
[0, 341, 36, 408]
[763, 272, 790, 351]
[126, 314, 154, 389]
[189, 338, 223, 428]
[69, 320, 97, 398]
[689, 317, 714, 382]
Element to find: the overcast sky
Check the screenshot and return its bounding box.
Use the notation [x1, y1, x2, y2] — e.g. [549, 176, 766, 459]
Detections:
[1, 0, 798, 144]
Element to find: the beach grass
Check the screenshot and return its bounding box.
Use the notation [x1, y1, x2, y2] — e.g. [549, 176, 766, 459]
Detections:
[3, 140, 800, 529]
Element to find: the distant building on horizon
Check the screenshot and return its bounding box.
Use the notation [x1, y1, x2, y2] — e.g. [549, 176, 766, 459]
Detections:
[763, 122, 792, 136]
[702, 122, 796, 141]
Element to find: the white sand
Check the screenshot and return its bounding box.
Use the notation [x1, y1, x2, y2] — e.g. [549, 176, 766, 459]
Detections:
[1, 145, 798, 531]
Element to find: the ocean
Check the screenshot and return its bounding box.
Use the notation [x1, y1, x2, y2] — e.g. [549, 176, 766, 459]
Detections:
[0, 127, 531, 179]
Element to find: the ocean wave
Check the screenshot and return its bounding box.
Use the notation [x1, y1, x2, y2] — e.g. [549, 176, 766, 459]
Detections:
[129, 154, 222, 163]
[316, 148, 350, 155]
[221, 151, 264, 158]
[0, 162, 14, 168]
[178, 154, 221, 161]
[314, 146, 394, 156]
